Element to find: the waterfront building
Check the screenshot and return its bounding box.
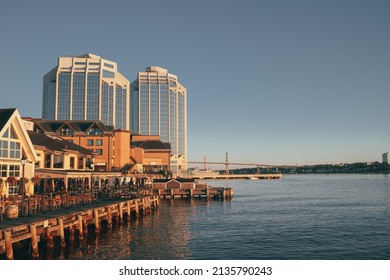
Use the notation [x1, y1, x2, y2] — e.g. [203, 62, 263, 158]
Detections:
[30, 119, 129, 172]
[130, 66, 187, 175]
[27, 130, 95, 192]
[42, 53, 130, 130]
[0, 108, 38, 196]
[130, 134, 171, 174]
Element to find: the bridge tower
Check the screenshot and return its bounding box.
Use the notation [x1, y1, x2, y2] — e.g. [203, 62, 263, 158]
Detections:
[203, 156, 207, 170]
[225, 152, 230, 174]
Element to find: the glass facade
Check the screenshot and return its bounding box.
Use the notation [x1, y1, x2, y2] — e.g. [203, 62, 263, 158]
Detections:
[42, 54, 129, 130]
[87, 73, 99, 120]
[178, 93, 185, 155]
[131, 68, 187, 163]
[130, 89, 139, 133]
[57, 72, 71, 119]
[139, 84, 149, 135]
[169, 90, 177, 154]
[72, 72, 85, 120]
[44, 81, 56, 119]
[150, 83, 159, 135]
[160, 84, 169, 142]
[101, 83, 109, 125]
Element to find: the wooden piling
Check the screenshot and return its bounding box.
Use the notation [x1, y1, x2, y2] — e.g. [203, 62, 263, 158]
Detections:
[118, 203, 123, 224]
[77, 215, 83, 241]
[69, 226, 75, 244]
[126, 202, 131, 222]
[106, 206, 112, 230]
[5, 230, 13, 260]
[29, 225, 39, 259]
[58, 218, 66, 248]
[134, 201, 139, 217]
[82, 219, 88, 239]
[93, 209, 100, 234]
[47, 231, 54, 251]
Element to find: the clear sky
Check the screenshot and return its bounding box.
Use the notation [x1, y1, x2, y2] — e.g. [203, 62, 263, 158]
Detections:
[0, 0, 389, 167]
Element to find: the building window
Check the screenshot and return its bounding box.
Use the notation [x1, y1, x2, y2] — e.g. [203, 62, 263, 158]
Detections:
[70, 157, 75, 169]
[78, 157, 84, 170]
[45, 154, 51, 168]
[96, 149, 103, 155]
[1, 164, 7, 177]
[87, 139, 94, 146]
[53, 155, 64, 168]
[96, 139, 103, 146]
[103, 70, 115, 78]
[87, 127, 103, 136]
[59, 127, 74, 136]
[104, 63, 114, 69]
[0, 140, 8, 158]
[9, 141, 21, 159]
[9, 165, 20, 177]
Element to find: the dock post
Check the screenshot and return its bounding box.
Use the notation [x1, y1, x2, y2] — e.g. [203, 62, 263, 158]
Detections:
[30, 225, 40, 259]
[69, 226, 75, 245]
[153, 195, 158, 207]
[77, 215, 84, 241]
[82, 219, 88, 239]
[93, 209, 100, 234]
[206, 188, 210, 199]
[170, 189, 174, 199]
[189, 189, 194, 199]
[47, 230, 54, 251]
[4, 230, 13, 260]
[147, 197, 151, 212]
[135, 201, 139, 217]
[106, 206, 112, 230]
[58, 218, 66, 248]
[118, 203, 123, 224]
[127, 202, 131, 222]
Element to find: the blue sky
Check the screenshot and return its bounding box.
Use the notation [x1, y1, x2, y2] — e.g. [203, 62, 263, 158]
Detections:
[0, 0, 389, 166]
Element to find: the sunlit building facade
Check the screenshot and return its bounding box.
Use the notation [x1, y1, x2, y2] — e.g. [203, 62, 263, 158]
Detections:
[42, 53, 130, 130]
[130, 66, 187, 174]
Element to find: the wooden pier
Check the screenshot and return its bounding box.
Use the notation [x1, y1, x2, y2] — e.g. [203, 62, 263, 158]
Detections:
[191, 173, 283, 180]
[154, 187, 234, 200]
[151, 178, 234, 200]
[0, 195, 158, 260]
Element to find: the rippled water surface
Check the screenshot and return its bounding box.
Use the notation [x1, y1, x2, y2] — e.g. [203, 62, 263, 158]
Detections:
[61, 174, 390, 260]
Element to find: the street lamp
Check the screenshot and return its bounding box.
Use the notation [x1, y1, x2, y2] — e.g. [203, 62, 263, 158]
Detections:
[90, 161, 95, 198]
[20, 155, 27, 217]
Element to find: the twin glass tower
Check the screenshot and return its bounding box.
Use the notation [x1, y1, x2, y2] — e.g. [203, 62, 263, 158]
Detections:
[42, 54, 187, 174]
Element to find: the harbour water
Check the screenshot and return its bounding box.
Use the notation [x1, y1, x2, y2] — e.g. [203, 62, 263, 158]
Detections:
[59, 174, 390, 260]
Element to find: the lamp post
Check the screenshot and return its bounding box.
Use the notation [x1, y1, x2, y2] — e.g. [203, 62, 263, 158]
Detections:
[90, 162, 94, 198]
[20, 156, 27, 217]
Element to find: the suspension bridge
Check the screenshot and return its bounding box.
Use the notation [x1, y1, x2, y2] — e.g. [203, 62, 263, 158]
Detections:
[187, 153, 285, 179]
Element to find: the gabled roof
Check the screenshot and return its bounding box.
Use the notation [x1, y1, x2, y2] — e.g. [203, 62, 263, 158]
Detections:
[28, 131, 93, 156]
[33, 119, 114, 134]
[131, 140, 171, 151]
[153, 178, 195, 183]
[0, 108, 17, 132]
[0, 108, 38, 162]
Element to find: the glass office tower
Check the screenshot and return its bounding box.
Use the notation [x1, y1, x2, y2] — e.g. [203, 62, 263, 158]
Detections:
[42, 53, 130, 130]
[131, 66, 187, 174]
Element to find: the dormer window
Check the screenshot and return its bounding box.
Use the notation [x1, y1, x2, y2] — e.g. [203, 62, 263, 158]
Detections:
[59, 127, 74, 136]
[87, 127, 103, 136]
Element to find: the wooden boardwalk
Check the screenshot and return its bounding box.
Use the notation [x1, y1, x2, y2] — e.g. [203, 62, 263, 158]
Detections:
[0, 195, 158, 260]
